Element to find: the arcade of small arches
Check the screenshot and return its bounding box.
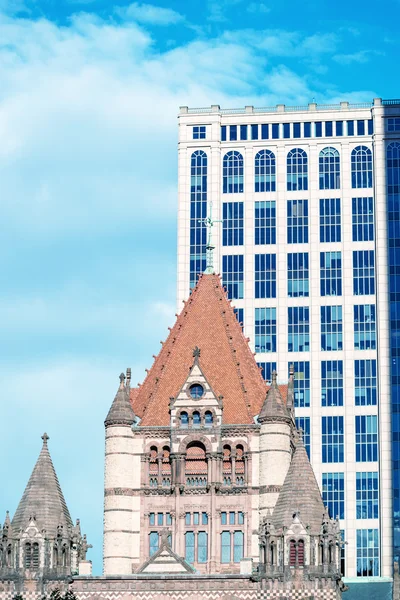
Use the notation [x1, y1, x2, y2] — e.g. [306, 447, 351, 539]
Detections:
[145, 440, 249, 490]
[176, 408, 215, 429]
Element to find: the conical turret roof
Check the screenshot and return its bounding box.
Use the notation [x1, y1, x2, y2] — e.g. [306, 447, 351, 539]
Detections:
[259, 371, 289, 422]
[272, 433, 325, 534]
[105, 373, 136, 426]
[131, 274, 286, 425]
[12, 433, 73, 535]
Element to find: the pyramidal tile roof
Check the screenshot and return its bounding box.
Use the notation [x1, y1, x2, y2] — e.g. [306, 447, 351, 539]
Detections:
[12, 433, 73, 535]
[105, 373, 136, 426]
[272, 433, 325, 535]
[131, 273, 287, 426]
[259, 371, 289, 422]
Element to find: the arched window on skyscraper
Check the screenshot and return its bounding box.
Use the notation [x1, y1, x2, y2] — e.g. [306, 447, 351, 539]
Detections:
[190, 150, 208, 289]
[255, 149, 276, 192]
[287, 148, 308, 191]
[351, 146, 372, 188]
[223, 151, 244, 193]
[319, 147, 340, 189]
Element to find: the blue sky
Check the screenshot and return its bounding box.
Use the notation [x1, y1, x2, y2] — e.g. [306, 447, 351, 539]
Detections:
[0, 0, 399, 575]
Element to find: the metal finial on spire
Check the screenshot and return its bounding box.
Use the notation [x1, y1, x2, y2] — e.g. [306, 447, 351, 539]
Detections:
[119, 372, 126, 389]
[193, 346, 201, 358]
[199, 202, 222, 274]
[42, 433, 49, 445]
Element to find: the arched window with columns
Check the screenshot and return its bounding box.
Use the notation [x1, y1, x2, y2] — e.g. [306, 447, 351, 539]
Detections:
[162, 446, 171, 486]
[235, 444, 245, 485]
[185, 442, 208, 487]
[149, 446, 158, 487]
[223, 445, 232, 486]
[32, 542, 39, 569]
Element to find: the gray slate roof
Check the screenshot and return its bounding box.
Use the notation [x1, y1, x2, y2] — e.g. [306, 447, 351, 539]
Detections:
[12, 434, 73, 535]
[259, 371, 288, 422]
[272, 434, 325, 535]
[105, 374, 135, 426]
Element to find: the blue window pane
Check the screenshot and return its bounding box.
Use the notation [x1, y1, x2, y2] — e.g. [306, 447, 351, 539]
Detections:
[289, 361, 310, 407]
[181, 412, 189, 427]
[238, 512, 244, 525]
[304, 122, 311, 137]
[185, 512, 191, 525]
[320, 251, 342, 296]
[251, 124, 258, 140]
[198, 531, 208, 563]
[221, 125, 226, 141]
[190, 151, 207, 289]
[287, 200, 308, 243]
[288, 253, 309, 297]
[149, 512, 155, 526]
[193, 126, 206, 140]
[355, 416, 378, 462]
[261, 123, 269, 139]
[321, 306, 343, 351]
[354, 304, 376, 350]
[240, 124, 247, 140]
[295, 416, 311, 458]
[336, 121, 343, 136]
[322, 416, 344, 463]
[223, 151, 244, 193]
[255, 201, 276, 244]
[356, 529, 379, 576]
[255, 150, 276, 192]
[319, 148, 340, 190]
[255, 254, 276, 298]
[293, 122, 301, 138]
[166, 513, 172, 525]
[320, 198, 341, 241]
[287, 148, 308, 191]
[257, 361, 277, 382]
[185, 532, 195, 563]
[356, 472, 379, 519]
[368, 119, 373, 135]
[353, 250, 375, 295]
[315, 122, 322, 137]
[272, 123, 279, 139]
[193, 512, 199, 525]
[255, 308, 276, 353]
[223, 202, 244, 246]
[325, 121, 333, 136]
[157, 513, 163, 526]
[221, 512, 227, 525]
[233, 531, 244, 563]
[150, 532, 159, 556]
[283, 123, 290, 138]
[321, 360, 343, 406]
[234, 307, 244, 331]
[355, 360, 377, 406]
[357, 120, 365, 136]
[288, 307, 310, 352]
[202, 512, 208, 525]
[221, 531, 231, 563]
[230, 125, 237, 141]
[351, 146, 373, 189]
[347, 120, 354, 136]
[222, 255, 244, 299]
[322, 472, 345, 519]
[352, 197, 374, 241]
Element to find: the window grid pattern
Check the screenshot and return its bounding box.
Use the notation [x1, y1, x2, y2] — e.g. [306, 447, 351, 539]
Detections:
[320, 252, 342, 296]
[387, 118, 400, 132]
[319, 147, 340, 189]
[355, 359, 377, 406]
[321, 360, 344, 407]
[193, 126, 206, 140]
[320, 198, 341, 243]
[257, 361, 277, 382]
[288, 307, 310, 352]
[295, 416, 311, 458]
[356, 529, 379, 576]
[353, 251, 375, 295]
[223, 151, 244, 193]
[287, 200, 309, 243]
[288, 253, 309, 297]
[287, 148, 308, 191]
[322, 473, 345, 519]
[255, 201, 276, 245]
[222, 255, 244, 299]
[356, 472, 379, 519]
[190, 150, 207, 289]
[322, 416, 344, 463]
[255, 308, 277, 353]
[354, 304, 376, 350]
[356, 415, 378, 462]
[255, 254, 276, 298]
[351, 146, 373, 189]
[234, 308, 244, 331]
[289, 361, 310, 407]
[321, 306, 343, 351]
[255, 150, 276, 192]
[352, 197, 374, 242]
[223, 202, 244, 246]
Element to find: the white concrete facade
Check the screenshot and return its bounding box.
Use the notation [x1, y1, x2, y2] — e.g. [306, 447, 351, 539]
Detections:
[177, 98, 400, 580]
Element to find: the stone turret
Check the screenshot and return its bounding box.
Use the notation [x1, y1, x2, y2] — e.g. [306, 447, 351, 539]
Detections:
[103, 371, 141, 575]
[0, 434, 91, 596]
[258, 371, 293, 519]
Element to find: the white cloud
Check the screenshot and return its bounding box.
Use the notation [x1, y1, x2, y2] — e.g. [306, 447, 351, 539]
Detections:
[247, 2, 270, 13]
[333, 50, 373, 64]
[115, 2, 184, 26]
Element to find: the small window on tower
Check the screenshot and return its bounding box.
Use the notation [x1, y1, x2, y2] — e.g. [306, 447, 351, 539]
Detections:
[189, 383, 204, 399]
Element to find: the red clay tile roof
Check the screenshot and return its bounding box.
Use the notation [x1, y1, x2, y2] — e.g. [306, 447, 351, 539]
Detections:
[131, 274, 287, 426]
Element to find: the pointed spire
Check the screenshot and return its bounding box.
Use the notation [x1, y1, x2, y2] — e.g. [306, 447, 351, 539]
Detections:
[272, 432, 325, 534]
[12, 434, 73, 535]
[259, 371, 289, 423]
[105, 372, 136, 427]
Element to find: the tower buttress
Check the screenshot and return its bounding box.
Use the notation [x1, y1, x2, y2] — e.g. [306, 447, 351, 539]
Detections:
[258, 371, 292, 519]
[103, 372, 141, 575]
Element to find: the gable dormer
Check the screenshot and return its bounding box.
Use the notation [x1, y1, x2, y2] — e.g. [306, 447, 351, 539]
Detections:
[170, 347, 223, 431]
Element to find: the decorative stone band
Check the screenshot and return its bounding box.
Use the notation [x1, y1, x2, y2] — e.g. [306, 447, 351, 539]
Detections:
[105, 487, 138, 496]
[259, 485, 282, 494]
[258, 415, 292, 425]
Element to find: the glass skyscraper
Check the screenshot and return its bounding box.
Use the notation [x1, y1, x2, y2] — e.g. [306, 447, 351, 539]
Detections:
[177, 98, 400, 587]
